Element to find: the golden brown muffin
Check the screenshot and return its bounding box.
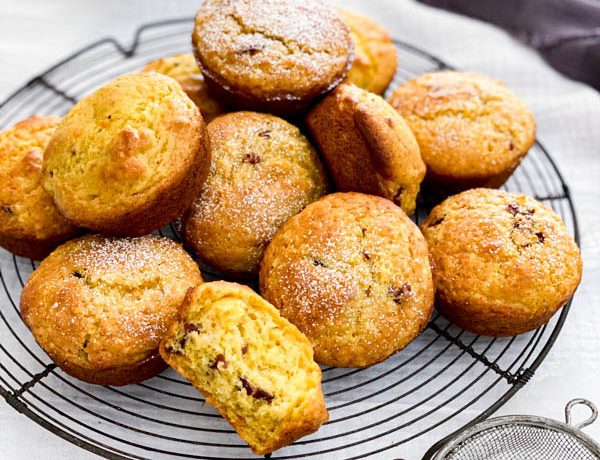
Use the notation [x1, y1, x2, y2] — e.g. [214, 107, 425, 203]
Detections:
[160, 281, 328, 455]
[306, 84, 425, 215]
[181, 111, 327, 277]
[421, 188, 582, 336]
[339, 9, 397, 94]
[260, 192, 434, 367]
[388, 71, 536, 191]
[43, 72, 211, 236]
[141, 53, 224, 122]
[192, 0, 353, 114]
[0, 115, 79, 259]
[20, 235, 202, 386]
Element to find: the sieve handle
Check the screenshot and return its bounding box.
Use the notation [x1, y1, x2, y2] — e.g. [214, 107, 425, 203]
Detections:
[565, 398, 598, 429]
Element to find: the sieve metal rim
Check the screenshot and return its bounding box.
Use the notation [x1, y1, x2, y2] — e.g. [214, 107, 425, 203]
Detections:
[428, 399, 600, 459]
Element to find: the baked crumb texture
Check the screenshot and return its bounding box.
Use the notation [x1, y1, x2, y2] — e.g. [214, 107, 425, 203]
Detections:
[388, 71, 535, 191]
[20, 235, 202, 386]
[421, 188, 582, 336]
[260, 192, 434, 367]
[160, 281, 328, 455]
[0, 115, 79, 259]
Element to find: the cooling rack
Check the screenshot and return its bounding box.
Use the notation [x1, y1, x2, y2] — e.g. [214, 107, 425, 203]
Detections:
[0, 17, 579, 460]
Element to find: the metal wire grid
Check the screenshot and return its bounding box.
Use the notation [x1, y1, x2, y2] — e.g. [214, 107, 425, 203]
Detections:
[0, 18, 579, 460]
[443, 423, 598, 460]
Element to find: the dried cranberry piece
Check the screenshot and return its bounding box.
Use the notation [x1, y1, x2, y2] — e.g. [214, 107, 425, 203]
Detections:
[242, 153, 261, 164]
[210, 354, 228, 370]
[388, 283, 412, 304]
[184, 323, 200, 334]
[239, 377, 273, 403]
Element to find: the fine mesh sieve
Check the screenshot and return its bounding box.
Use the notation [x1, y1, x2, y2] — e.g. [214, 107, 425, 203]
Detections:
[425, 399, 600, 460]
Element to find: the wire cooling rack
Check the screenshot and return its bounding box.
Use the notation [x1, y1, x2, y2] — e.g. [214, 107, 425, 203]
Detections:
[0, 17, 580, 460]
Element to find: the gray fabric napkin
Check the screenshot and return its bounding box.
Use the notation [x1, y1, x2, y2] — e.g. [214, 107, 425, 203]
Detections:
[419, 0, 600, 90]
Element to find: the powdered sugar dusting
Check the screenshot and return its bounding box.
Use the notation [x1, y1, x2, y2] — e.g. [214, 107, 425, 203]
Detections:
[23, 234, 201, 371]
[259, 192, 434, 367]
[388, 71, 535, 181]
[182, 112, 327, 275]
[193, 0, 352, 99]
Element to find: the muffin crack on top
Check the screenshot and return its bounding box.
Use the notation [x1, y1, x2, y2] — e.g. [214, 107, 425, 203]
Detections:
[192, 0, 353, 112]
[74, 271, 167, 298]
[227, 13, 303, 57]
[388, 71, 535, 189]
[402, 84, 509, 127]
[201, 1, 351, 56]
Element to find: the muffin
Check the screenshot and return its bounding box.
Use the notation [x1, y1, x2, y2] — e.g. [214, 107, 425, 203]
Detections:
[0, 115, 79, 259]
[421, 188, 582, 336]
[141, 53, 224, 122]
[192, 0, 353, 114]
[306, 83, 425, 215]
[160, 281, 328, 455]
[181, 111, 327, 276]
[388, 71, 535, 191]
[260, 192, 434, 367]
[42, 72, 211, 236]
[339, 9, 397, 94]
[20, 235, 202, 385]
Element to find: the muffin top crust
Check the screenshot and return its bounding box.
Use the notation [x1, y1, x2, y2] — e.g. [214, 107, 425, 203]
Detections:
[192, 0, 353, 103]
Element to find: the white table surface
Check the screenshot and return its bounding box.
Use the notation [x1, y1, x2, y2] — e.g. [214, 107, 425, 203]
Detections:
[1, 0, 599, 459]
